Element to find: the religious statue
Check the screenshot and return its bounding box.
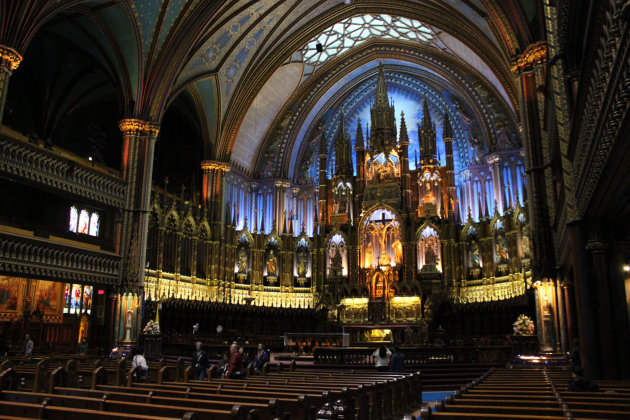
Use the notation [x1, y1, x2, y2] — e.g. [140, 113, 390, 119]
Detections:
[365, 242, 374, 267]
[393, 240, 403, 265]
[237, 248, 248, 273]
[469, 132, 485, 165]
[124, 310, 133, 342]
[470, 240, 481, 267]
[266, 249, 277, 277]
[330, 247, 343, 277]
[495, 237, 509, 264]
[424, 244, 438, 266]
[521, 234, 531, 258]
[297, 248, 308, 277]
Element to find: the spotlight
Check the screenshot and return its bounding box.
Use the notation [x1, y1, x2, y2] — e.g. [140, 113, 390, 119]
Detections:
[623, 265, 630, 272]
[88, 156, 93, 162]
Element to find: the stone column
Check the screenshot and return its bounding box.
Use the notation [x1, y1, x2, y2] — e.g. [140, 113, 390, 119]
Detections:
[0, 45, 22, 128]
[486, 154, 503, 214]
[201, 160, 230, 226]
[585, 240, 616, 378]
[118, 119, 160, 289]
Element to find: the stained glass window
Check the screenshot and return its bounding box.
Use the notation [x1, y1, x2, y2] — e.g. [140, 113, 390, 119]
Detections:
[69, 207, 78, 233]
[82, 286, 93, 314]
[301, 14, 435, 69]
[70, 284, 82, 314]
[89, 213, 100, 237]
[78, 210, 90, 234]
[63, 283, 71, 314]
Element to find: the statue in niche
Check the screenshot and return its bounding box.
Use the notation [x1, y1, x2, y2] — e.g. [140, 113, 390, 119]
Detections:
[470, 240, 481, 267]
[297, 247, 308, 277]
[392, 240, 403, 265]
[266, 249, 278, 277]
[495, 236, 509, 264]
[521, 234, 531, 258]
[330, 247, 343, 277]
[424, 244, 438, 266]
[495, 119, 520, 150]
[365, 242, 374, 267]
[237, 248, 248, 273]
[469, 131, 485, 165]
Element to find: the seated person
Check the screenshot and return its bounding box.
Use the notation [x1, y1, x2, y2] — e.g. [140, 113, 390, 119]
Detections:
[567, 367, 599, 392]
[131, 347, 149, 382]
[252, 343, 269, 374]
[225, 343, 243, 379]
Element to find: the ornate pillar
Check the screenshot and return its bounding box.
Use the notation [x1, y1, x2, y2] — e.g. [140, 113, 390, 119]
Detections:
[513, 42, 555, 281]
[118, 118, 160, 290]
[201, 160, 230, 226]
[486, 154, 503, 214]
[0, 45, 22, 128]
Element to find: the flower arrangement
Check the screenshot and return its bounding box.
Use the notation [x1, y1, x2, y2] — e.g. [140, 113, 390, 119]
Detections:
[143, 320, 160, 335]
[513, 314, 535, 336]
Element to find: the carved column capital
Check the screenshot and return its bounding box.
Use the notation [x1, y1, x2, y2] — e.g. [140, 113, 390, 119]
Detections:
[201, 160, 230, 174]
[0, 45, 22, 71]
[585, 240, 609, 254]
[118, 118, 160, 137]
[511, 41, 547, 74]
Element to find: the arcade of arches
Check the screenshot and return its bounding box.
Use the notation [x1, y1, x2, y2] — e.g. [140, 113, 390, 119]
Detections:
[0, 0, 629, 380]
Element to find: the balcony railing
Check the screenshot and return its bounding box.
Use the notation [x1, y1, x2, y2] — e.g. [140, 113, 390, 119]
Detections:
[0, 230, 121, 286]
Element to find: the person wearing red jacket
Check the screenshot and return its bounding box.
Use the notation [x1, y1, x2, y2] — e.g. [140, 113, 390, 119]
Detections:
[225, 343, 243, 379]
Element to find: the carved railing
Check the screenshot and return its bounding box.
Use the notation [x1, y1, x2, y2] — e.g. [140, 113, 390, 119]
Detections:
[0, 231, 120, 286]
[0, 134, 126, 207]
[314, 345, 512, 365]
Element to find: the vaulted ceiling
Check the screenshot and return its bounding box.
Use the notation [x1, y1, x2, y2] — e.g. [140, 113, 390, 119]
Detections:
[1, 0, 540, 183]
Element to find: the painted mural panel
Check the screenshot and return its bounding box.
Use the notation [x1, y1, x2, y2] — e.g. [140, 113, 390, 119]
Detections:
[0, 276, 24, 315]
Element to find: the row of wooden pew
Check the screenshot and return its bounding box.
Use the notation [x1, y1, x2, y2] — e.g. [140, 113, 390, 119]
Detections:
[0, 355, 424, 419]
[409, 367, 630, 419]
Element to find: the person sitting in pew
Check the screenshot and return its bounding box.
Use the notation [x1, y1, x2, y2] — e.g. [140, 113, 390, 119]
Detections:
[567, 367, 599, 392]
[373, 345, 392, 372]
[77, 337, 88, 356]
[131, 347, 149, 382]
[389, 346, 405, 372]
[21, 334, 33, 356]
[225, 343, 243, 379]
[216, 351, 229, 378]
[252, 343, 269, 375]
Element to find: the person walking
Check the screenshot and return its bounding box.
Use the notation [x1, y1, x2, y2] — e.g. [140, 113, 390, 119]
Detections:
[192, 341, 209, 380]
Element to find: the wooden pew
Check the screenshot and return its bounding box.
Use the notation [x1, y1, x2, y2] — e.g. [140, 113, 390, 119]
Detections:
[0, 401, 202, 420]
[0, 390, 262, 420]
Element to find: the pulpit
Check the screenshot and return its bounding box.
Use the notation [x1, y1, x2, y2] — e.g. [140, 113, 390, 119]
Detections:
[140, 334, 162, 357]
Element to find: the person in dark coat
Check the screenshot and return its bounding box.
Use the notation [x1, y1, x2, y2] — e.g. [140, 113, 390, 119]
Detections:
[389, 346, 405, 372]
[252, 343, 269, 374]
[192, 341, 209, 380]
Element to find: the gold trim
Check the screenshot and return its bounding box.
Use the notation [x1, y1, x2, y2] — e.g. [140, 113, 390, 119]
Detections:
[118, 118, 160, 136]
[512, 42, 547, 73]
[0, 45, 22, 71]
[201, 160, 230, 173]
